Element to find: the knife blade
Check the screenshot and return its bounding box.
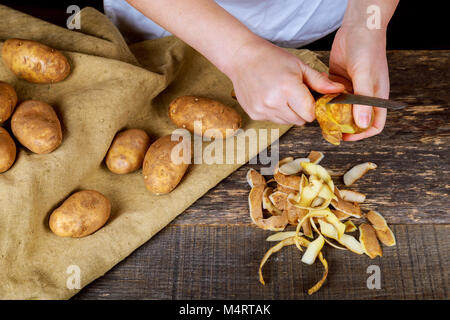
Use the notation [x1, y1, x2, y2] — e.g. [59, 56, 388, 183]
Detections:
[326, 93, 408, 110]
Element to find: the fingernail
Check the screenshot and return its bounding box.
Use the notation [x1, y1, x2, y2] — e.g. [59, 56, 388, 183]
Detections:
[330, 81, 344, 89]
[357, 111, 371, 129]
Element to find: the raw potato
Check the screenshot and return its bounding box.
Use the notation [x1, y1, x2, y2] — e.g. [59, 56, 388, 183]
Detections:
[0, 81, 17, 124]
[106, 129, 151, 174]
[49, 190, 111, 238]
[143, 135, 190, 194]
[11, 100, 62, 154]
[169, 96, 241, 139]
[0, 127, 16, 173]
[1, 39, 71, 84]
[315, 93, 372, 145]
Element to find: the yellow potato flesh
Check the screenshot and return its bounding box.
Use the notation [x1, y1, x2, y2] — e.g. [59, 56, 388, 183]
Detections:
[315, 93, 367, 145]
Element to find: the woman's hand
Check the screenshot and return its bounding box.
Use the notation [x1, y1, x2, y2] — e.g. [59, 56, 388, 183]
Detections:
[225, 39, 345, 125]
[329, 26, 389, 141]
[329, 0, 398, 141]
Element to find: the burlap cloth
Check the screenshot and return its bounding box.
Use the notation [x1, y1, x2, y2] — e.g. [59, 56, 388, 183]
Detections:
[0, 6, 328, 299]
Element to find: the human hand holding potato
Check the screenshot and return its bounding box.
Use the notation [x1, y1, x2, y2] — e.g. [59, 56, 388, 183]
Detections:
[329, 9, 394, 141]
[224, 39, 345, 126]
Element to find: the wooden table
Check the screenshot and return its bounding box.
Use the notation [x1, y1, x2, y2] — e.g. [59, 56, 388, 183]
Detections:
[74, 50, 449, 300]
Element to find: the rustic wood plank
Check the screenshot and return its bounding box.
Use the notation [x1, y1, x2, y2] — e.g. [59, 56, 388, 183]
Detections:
[74, 224, 449, 300]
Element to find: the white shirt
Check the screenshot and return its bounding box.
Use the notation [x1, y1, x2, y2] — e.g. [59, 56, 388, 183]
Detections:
[104, 0, 348, 47]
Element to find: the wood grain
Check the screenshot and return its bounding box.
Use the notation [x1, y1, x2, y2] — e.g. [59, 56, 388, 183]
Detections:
[74, 50, 450, 299]
[74, 224, 449, 300]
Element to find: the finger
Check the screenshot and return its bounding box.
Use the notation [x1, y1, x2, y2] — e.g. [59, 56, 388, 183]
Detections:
[328, 73, 353, 92]
[267, 106, 306, 126]
[270, 115, 290, 125]
[351, 72, 375, 129]
[343, 106, 387, 141]
[300, 62, 345, 94]
[283, 103, 306, 126]
[287, 83, 316, 122]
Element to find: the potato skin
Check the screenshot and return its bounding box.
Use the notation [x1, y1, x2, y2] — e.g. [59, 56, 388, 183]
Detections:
[0, 127, 16, 173]
[11, 100, 63, 154]
[1, 39, 70, 84]
[169, 96, 241, 139]
[49, 190, 111, 238]
[143, 135, 190, 195]
[0, 81, 18, 124]
[106, 129, 151, 174]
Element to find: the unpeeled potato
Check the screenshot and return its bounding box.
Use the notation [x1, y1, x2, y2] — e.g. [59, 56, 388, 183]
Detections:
[169, 96, 241, 139]
[0, 127, 16, 173]
[11, 100, 63, 154]
[49, 190, 111, 238]
[1, 39, 71, 84]
[143, 134, 190, 195]
[0, 81, 17, 124]
[105, 129, 151, 174]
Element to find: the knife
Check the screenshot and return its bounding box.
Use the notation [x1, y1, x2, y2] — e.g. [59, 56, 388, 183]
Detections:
[325, 92, 408, 110]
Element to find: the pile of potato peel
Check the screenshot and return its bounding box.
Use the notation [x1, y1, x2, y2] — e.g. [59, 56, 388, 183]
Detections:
[246, 151, 396, 294]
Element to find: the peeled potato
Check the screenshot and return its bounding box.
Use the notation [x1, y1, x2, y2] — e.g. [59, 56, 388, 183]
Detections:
[315, 93, 372, 145]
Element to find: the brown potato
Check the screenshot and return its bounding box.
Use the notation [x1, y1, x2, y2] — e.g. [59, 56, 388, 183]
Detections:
[0, 127, 16, 173]
[105, 129, 151, 174]
[0, 81, 18, 124]
[169, 96, 241, 139]
[143, 135, 190, 195]
[1, 39, 70, 84]
[11, 100, 63, 154]
[315, 93, 372, 145]
[49, 190, 111, 238]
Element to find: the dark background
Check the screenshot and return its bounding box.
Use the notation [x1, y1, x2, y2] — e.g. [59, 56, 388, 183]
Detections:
[1, 0, 449, 50]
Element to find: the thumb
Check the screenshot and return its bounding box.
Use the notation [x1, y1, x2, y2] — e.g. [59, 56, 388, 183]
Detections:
[300, 63, 345, 93]
[352, 73, 375, 129]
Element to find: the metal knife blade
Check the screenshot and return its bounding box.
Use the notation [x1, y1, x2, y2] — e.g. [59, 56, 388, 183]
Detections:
[327, 93, 408, 110]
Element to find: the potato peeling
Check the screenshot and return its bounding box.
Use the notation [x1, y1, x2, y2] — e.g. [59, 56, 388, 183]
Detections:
[278, 158, 309, 175]
[307, 151, 324, 164]
[246, 152, 395, 294]
[343, 162, 377, 186]
[366, 211, 396, 246]
[339, 189, 366, 203]
[359, 224, 383, 258]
